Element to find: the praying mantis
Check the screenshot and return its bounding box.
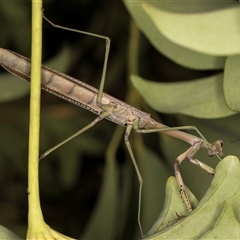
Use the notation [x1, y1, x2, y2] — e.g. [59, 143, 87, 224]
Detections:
[0, 16, 224, 237]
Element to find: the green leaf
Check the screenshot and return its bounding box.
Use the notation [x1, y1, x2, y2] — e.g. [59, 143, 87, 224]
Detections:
[123, 0, 226, 69]
[144, 155, 240, 239]
[141, 2, 240, 56]
[146, 177, 198, 237]
[148, 1, 237, 12]
[0, 225, 23, 240]
[224, 54, 240, 112]
[131, 74, 235, 118]
[200, 203, 240, 238]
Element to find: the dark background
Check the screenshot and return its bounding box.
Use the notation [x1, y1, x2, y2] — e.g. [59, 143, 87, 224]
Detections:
[0, 1, 238, 239]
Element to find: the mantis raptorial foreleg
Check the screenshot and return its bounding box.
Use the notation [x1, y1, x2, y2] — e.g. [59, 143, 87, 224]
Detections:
[136, 125, 223, 213]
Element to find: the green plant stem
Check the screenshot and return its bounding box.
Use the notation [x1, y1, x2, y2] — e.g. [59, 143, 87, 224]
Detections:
[26, 4, 76, 239]
[27, 0, 43, 237]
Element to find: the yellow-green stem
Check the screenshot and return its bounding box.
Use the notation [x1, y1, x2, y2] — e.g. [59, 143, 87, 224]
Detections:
[27, 0, 43, 231]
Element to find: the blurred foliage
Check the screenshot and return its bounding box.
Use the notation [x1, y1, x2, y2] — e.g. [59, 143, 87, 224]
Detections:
[0, 1, 240, 239]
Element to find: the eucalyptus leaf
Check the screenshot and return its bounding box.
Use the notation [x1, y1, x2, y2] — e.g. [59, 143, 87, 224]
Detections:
[131, 74, 235, 118]
[224, 54, 240, 112]
[141, 2, 240, 56]
[123, 0, 226, 70]
[144, 155, 240, 239]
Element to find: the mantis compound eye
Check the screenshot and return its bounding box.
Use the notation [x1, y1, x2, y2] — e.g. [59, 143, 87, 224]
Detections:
[207, 140, 224, 158]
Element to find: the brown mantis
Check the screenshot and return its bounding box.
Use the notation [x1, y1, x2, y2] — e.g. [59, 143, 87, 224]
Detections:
[0, 16, 224, 237]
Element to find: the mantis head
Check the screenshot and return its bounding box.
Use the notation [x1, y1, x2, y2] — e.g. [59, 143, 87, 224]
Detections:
[207, 140, 224, 158]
